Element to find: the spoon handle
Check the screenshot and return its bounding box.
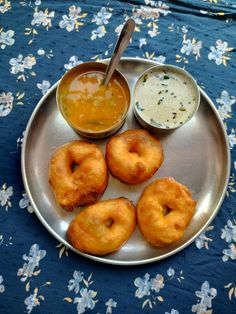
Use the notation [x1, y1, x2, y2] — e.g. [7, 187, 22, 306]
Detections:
[102, 19, 135, 86]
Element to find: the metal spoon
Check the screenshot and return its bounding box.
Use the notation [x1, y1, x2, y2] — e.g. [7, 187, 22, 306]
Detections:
[102, 18, 135, 86]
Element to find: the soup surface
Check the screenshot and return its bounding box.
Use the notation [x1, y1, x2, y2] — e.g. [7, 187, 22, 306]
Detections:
[58, 70, 129, 132]
[134, 68, 199, 129]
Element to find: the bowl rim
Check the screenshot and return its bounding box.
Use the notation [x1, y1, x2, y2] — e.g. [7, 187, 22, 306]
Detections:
[133, 63, 201, 131]
[56, 61, 131, 137]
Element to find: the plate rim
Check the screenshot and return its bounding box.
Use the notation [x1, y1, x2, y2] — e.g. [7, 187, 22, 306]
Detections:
[21, 57, 231, 266]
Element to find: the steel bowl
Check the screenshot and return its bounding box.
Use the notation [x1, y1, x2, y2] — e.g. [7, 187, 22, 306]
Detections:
[133, 64, 200, 132]
[56, 61, 131, 138]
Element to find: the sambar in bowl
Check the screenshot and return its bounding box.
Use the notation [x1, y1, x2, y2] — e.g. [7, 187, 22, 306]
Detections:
[57, 61, 130, 138]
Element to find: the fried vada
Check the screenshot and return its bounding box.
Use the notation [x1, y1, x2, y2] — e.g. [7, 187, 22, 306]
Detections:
[106, 129, 164, 185]
[67, 197, 136, 255]
[137, 177, 196, 247]
[48, 140, 108, 211]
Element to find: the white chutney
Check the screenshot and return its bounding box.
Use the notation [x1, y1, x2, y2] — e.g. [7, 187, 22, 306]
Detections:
[134, 65, 200, 129]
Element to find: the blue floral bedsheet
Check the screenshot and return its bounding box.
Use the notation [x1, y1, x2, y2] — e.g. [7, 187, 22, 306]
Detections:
[0, 1, 236, 313]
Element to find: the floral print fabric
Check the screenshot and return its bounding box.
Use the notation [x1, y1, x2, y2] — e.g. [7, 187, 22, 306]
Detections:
[0, 0, 235, 313]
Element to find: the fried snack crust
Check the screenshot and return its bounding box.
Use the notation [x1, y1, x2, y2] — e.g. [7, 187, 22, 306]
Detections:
[137, 177, 196, 247]
[48, 140, 108, 211]
[106, 129, 164, 185]
[67, 198, 136, 255]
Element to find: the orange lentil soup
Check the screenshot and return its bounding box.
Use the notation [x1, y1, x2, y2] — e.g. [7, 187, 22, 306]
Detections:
[58, 70, 129, 132]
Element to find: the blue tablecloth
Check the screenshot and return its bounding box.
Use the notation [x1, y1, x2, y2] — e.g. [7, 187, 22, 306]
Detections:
[0, 1, 236, 313]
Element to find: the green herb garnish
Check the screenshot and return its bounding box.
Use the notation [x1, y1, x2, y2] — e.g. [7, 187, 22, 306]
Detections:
[163, 75, 170, 80]
[135, 101, 144, 112]
[142, 74, 148, 83]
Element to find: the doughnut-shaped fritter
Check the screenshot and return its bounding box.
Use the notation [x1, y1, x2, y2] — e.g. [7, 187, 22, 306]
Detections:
[48, 140, 108, 211]
[106, 129, 164, 185]
[137, 177, 196, 247]
[67, 197, 136, 255]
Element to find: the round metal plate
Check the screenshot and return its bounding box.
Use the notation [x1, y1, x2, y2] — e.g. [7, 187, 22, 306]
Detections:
[21, 58, 230, 265]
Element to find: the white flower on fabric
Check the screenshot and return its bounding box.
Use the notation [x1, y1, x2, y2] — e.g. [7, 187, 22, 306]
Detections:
[221, 220, 236, 243]
[134, 272, 165, 308]
[217, 105, 230, 121]
[139, 38, 147, 48]
[208, 40, 232, 66]
[182, 25, 188, 34]
[59, 5, 86, 32]
[23, 55, 36, 69]
[0, 183, 13, 209]
[92, 7, 112, 26]
[0, 0, 11, 13]
[228, 129, 236, 149]
[59, 15, 77, 32]
[91, 26, 106, 40]
[133, 5, 160, 20]
[31, 9, 55, 27]
[64, 56, 83, 71]
[0, 30, 15, 49]
[69, 5, 82, 18]
[35, 0, 41, 5]
[222, 243, 236, 262]
[0, 275, 5, 293]
[68, 271, 84, 294]
[195, 232, 206, 249]
[155, 55, 166, 64]
[181, 39, 202, 57]
[192, 302, 207, 314]
[37, 48, 54, 59]
[148, 24, 159, 37]
[144, 0, 171, 15]
[9, 54, 36, 75]
[19, 192, 33, 213]
[17, 244, 46, 282]
[215, 40, 229, 52]
[150, 274, 164, 292]
[24, 290, 40, 313]
[167, 267, 175, 278]
[37, 48, 45, 56]
[216, 90, 235, 113]
[195, 281, 217, 308]
[74, 288, 97, 314]
[192, 281, 217, 314]
[195, 226, 215, 251]
[208, 46, 223, 65]
[134, 273, 152, 298]
[105, 298, 117, 314]
[0, 92, 14, 117]
[9, 54, 25, 74]
[37, 80, 51, 95]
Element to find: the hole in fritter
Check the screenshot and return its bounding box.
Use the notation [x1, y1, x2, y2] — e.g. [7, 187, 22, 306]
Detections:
[162, 205, 171, 216]
[105, 218, 113, 228]
[71, 162, 78, 173]
[129, 143, 140, 155]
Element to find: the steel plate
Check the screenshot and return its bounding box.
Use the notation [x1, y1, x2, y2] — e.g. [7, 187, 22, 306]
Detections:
[21, 58, 230, 265]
